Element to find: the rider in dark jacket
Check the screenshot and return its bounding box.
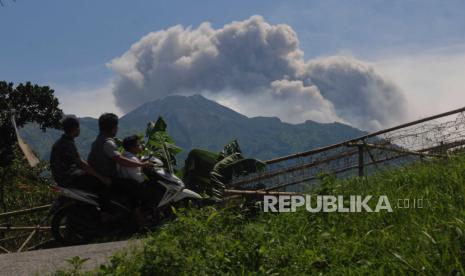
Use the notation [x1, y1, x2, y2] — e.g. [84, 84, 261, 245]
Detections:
[50, 117, 110, 189]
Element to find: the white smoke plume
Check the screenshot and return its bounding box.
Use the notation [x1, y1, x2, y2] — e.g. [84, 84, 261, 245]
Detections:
[108, 15, 408, 130]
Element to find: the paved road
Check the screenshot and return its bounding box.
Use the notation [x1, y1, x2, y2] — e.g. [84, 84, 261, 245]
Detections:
[0, 239, 141, 275]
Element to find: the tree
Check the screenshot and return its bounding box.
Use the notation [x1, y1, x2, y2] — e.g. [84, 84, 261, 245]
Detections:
[0, 81, 63, 210]
[0, 81, 63, 166]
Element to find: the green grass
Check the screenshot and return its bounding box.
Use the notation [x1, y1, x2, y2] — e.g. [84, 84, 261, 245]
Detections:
[59, 155, 465, 275]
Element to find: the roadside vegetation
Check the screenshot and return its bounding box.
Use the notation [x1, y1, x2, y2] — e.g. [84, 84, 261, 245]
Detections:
[1, 149, 54, 211]
[54, 154, 465, 275]
[0, 148, 55, 252]
[0, 81, 62, 252]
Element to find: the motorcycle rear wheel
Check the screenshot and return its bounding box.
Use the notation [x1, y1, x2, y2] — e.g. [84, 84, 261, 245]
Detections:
[51, 204, 101, 246]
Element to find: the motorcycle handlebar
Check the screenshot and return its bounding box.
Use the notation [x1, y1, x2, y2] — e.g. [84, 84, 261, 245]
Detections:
[141, 155, 164, 167]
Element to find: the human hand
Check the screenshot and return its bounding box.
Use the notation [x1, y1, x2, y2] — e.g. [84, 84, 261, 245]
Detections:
[141, 161, 153, 168]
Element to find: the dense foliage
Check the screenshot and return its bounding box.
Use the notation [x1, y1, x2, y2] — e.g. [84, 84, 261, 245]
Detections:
[1, 148, 54, 211]
[59, 155, 465, 275]
[0, 81, 63, 166]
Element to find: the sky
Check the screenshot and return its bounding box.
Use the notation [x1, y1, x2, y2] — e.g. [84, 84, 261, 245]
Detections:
[1, 0, 465, 130]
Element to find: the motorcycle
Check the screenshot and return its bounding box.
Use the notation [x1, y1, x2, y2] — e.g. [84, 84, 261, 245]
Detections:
[49, 157, 203, 245]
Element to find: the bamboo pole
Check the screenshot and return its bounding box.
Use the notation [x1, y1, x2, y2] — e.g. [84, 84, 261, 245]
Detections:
[358, 145, 365, 177]
[232, 138, 465, 190]
[230, 149, 358, 188]
[0, 204, 51, 219]
[265, 106, 465, 164]
[347, 142, 448, 158]
[0, 226, 51, 231]
[263, 147, 426, 191]
[223, 189, 308, 201]
[26, 239, 54, 251]
[224, 189, 306, 196]
[0, 245, 10, 254]
[17, 228, 37, 252]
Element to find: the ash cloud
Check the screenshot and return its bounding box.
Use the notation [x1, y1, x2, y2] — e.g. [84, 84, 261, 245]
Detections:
[108, 16, 408, 130]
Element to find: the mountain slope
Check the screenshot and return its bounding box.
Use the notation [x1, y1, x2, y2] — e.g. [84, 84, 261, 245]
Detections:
[120, 95, 366, 161]
[21, 95, 366, 163]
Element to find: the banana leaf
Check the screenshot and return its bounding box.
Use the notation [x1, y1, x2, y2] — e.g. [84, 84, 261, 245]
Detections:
[145, 117, 182, 168]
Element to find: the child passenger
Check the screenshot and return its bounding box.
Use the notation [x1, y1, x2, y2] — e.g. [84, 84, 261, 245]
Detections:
[119, 135, 145, 183]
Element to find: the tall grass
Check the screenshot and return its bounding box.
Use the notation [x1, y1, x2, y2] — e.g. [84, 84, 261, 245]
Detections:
[61, 155, 465, 275]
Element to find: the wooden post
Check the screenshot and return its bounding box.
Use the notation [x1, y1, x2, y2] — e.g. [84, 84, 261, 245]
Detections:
[358, 145, 364, 177]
